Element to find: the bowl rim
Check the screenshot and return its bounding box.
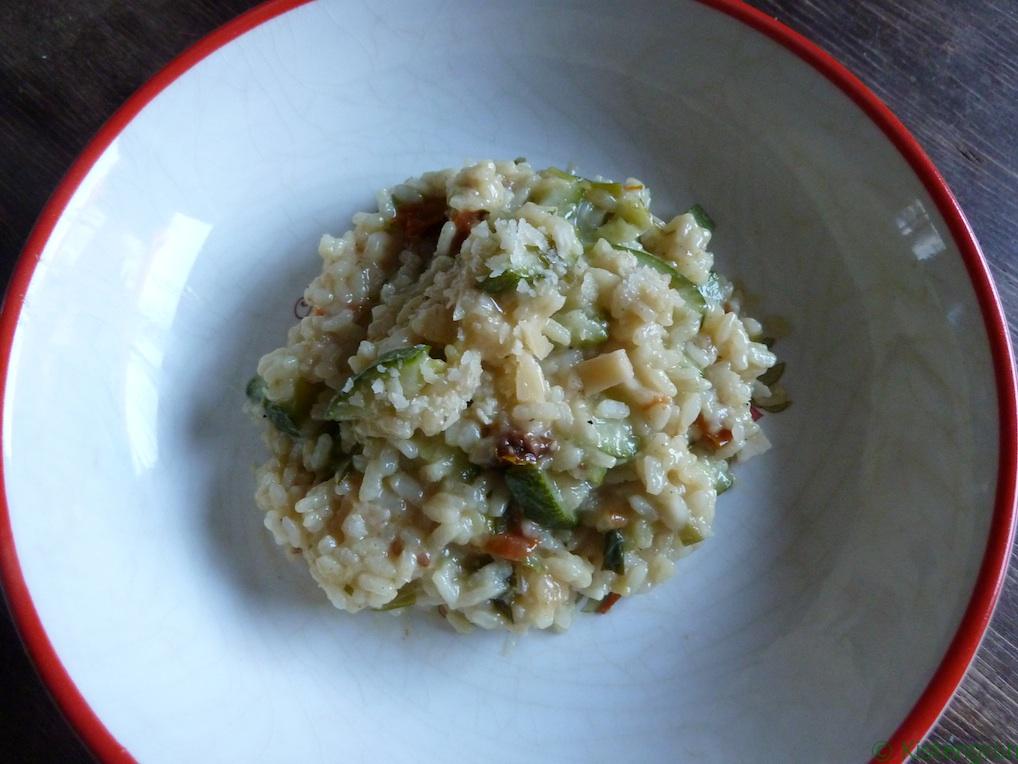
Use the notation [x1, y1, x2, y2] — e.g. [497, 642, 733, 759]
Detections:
[0, 1, 1013, 762]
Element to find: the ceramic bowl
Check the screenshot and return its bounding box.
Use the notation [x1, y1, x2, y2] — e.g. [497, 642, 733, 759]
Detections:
[2, 1, 1014, 762]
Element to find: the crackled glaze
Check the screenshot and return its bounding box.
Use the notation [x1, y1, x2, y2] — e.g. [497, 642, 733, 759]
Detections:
[1, 1, 1008, 762]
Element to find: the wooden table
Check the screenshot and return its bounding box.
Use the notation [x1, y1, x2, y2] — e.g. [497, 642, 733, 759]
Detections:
[1, 1, 1015, 760]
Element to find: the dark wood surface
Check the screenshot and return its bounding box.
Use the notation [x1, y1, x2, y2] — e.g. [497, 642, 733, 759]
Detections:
[1, 1, 1016, 760]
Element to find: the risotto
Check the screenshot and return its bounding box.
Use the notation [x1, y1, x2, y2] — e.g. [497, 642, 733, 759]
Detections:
[246, 160, 786, 632]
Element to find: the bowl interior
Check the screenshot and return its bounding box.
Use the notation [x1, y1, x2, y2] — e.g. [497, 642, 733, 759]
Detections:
[4, 1, 1000, 761]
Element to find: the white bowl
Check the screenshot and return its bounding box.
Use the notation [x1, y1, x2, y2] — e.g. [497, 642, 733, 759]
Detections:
[2, 1, 1015, 762]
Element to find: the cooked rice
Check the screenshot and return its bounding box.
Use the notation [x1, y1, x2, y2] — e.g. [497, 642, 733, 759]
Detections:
[247, 160, 780, 632]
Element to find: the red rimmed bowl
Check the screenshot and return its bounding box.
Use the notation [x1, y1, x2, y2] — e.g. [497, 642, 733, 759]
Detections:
[2, 2, 1014, 762]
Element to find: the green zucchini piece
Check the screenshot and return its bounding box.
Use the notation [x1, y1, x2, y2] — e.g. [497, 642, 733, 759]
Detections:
[377, 584, 417, 611]
[679, 520, 707, 545]
[534, 169, 622, 226]
[595, 198, 655, 244]
[701, 459, 734, 496]
[595, 217, 643, 246]
[615, 198, 655, 231]
[480, 270, 525, 293]
[619, 246, 727, 312]
[757, 361, 786, 388]
[492, 599, 514, 622]
[584, 465, 608, 486]
[533, 180, 584, 210]
[532, 169, 585, 219]
[245, 375, 266, 403]
[557, 308, 609, 347]
[246, 375, 316, 438]
[565, 199, 605, 240]
[326, 345, 434, 420]
[687, 203, 715, 231]
[755, 399, 791, 414]
[603, 530, 625, 574]
[265, 401, 303, 437]
[591, 418, 639, 459]
[585, 179, 623, 196]
[376, 344, 432, 367]
[715, 464, 734, 495]
[544, 167, 577, 181]
[698, 273, 726, 305]
[480, 245, 546, 293]
[619, 246, 707, 312]
[542, 168, 621, 197]
[504, 464, 576, 529]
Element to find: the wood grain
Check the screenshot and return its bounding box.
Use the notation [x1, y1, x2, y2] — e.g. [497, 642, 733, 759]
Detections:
[1, 1, 1015, 760]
